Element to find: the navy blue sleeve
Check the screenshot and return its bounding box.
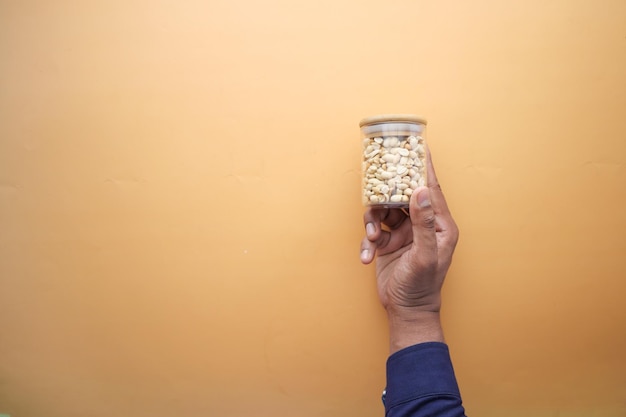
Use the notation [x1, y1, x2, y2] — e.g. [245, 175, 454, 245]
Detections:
[384, 342, 466, 417]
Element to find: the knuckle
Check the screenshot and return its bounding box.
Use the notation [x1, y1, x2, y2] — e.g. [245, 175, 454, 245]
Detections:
[429, 183, 442, 192]
[449, 222, 460, 245]
[421, 211, 436, 229]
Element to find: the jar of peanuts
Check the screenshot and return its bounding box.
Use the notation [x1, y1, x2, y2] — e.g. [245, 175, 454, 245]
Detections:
[360, 114, 427, 208]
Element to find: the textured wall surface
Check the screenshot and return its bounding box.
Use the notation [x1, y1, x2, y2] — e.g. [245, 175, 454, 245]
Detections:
[1, 1, 625, 416]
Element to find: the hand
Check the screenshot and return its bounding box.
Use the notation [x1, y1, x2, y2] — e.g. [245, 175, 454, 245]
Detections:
[360, 149, 459, 352]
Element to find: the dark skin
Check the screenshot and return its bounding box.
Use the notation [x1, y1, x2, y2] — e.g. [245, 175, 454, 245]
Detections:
[360, 148, 459, 353]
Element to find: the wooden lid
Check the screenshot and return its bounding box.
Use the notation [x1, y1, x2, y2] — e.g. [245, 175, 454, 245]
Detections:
[359, 114, 427, 127]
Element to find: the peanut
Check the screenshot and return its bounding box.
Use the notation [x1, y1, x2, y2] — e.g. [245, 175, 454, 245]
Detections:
[362, 134, 426, 207]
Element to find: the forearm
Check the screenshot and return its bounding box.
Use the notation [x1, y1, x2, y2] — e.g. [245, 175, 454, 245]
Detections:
[385, 312, 465, 417]
[387, 311, 444, 355]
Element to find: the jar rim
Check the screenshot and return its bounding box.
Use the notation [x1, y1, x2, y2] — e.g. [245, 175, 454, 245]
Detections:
[359, 114, 427, 128]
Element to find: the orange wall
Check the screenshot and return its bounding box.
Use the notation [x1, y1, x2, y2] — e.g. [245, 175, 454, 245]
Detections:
[1, 1, 625, 416]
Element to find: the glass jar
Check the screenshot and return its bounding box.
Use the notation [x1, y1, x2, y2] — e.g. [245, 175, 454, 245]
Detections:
[360, 114, 427, 208]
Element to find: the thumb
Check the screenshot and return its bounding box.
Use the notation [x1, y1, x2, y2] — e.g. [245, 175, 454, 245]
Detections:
[409, 187, 438, 268]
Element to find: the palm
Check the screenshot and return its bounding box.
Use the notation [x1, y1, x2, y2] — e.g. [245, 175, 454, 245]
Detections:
[373, 215, 446, 311]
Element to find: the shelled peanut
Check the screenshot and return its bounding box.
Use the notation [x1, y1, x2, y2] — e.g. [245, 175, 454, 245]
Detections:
[362, 135, 426, 206]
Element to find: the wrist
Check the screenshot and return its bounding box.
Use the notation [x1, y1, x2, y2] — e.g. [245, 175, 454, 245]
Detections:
[387, 310, 444, 354]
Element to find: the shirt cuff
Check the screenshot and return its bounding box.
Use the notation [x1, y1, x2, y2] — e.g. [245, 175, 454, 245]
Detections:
[384, 342, 461, 410]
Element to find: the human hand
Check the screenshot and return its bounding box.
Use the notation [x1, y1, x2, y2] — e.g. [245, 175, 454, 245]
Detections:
[360, 149, 459, 352]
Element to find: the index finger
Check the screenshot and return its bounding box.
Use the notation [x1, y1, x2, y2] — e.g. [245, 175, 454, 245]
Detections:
[363, 206, 409, 241]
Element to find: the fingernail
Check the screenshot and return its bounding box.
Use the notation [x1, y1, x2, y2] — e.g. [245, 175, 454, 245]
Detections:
[417, 188, 431, 208]
[360, 249, 370, 262]
[366, 222, 375, 237]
